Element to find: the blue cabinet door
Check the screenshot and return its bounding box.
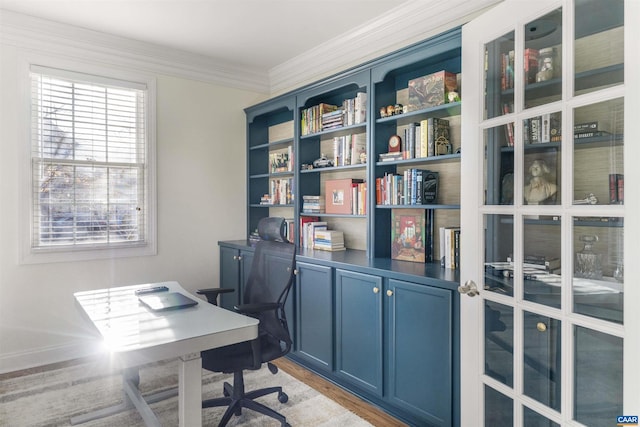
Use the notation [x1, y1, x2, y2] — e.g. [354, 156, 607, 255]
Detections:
[219, 246, 253, 310]
[335, 269, 383, 396]
[386, 279, 453, 427]
[295, 262, 333, 370]
[219, 246, 241, 310]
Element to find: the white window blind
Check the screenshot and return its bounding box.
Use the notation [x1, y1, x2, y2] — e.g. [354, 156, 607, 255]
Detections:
[30, 66, 149, 250]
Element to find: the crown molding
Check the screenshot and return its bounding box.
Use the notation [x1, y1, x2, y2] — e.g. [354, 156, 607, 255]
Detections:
[268, 0, 502, 96]
[1, 2, 502, 96]
[0, 9, 271, 93]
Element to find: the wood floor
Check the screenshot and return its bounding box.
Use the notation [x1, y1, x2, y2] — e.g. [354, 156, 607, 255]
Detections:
[273, 357, 408, 427]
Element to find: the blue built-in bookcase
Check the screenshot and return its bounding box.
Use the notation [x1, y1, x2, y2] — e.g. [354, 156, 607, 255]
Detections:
[226, 26, 463, 427]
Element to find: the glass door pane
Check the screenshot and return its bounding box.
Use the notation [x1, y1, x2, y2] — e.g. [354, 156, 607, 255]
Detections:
[572, 217, 624, 324]
[485, 126, 514, 206]
[574, 0, 624, 96]
[486, 385, 513, 426]
[523, 215, 562, 308]
[572, 98, 624, 206]
[523, 312, 561, 411]
[484, 214, 514, 296]
[484, 32, 515, 120]
[574, 326, 623, 426]
[524, 8, 563, 109]
[485, 300, 514, 387]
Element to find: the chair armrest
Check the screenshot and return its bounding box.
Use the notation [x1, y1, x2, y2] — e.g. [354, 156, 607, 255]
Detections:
[234, 302, 280, 314]
[196, 287, 235, 305]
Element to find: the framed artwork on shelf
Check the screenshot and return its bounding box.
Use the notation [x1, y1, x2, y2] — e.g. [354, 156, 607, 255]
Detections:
[391, 208, 426, 263]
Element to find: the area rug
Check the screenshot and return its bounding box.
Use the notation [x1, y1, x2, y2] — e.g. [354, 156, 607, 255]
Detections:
[0, 358, 373, 426]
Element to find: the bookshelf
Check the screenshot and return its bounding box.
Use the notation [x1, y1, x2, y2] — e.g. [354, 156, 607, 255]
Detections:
[244, 29, 463, 266]
[370, 30, 462, 264]
[296, 70, 370, 253]
[246, 97, 296, 242]
[238, 28, 464, 427]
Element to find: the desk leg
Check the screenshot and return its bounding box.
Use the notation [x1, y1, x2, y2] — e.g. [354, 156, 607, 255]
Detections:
[179, 352, 202, 427]
[70, 367, 178, 426]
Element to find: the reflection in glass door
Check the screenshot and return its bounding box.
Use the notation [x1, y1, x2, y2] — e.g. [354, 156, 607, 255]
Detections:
[461, 1, 633, 426]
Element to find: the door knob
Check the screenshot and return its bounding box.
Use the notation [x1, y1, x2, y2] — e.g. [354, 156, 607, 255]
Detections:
[458, 280, 479, 297]
[373, 287, 380, 294]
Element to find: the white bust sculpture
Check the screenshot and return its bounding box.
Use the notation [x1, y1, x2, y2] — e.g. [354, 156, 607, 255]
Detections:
[524, 159, 557, 205]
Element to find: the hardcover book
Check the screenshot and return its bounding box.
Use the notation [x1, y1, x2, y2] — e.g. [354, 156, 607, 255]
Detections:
[391, 209, 426, 263]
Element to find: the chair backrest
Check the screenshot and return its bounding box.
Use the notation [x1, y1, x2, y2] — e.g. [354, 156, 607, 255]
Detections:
[243, 217, 296, 346]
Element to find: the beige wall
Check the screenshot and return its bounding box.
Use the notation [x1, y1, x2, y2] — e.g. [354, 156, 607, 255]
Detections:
[0, 42, 265, 372]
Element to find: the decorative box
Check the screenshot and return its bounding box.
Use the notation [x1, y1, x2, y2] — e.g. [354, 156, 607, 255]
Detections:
[407, 71, 458, 111]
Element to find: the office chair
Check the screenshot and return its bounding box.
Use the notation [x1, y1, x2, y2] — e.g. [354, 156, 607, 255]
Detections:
[197, 217, 296, 427]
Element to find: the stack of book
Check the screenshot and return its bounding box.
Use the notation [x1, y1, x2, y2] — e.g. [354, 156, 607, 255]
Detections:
[314, 229, 345, 252]
[523, 254, 561, 274]
[322, 109, 344, 131]
[573, 121, 609, 140]
[302, 195, 324, 213]
[379, 152, 403, 162]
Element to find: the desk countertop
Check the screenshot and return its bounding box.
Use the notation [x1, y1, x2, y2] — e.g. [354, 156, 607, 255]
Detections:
[74, 281, 259, 367]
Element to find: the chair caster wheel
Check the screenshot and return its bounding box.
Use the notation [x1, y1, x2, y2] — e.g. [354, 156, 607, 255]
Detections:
[268, 362, 278, 374]
[278, 391, 288, 403]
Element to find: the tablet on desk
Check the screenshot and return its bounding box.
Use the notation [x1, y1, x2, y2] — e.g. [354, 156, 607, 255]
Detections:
[138, 292, 199, 311]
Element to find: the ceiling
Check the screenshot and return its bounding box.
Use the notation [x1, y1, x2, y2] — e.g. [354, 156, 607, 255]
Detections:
[0, 0, 410, 73]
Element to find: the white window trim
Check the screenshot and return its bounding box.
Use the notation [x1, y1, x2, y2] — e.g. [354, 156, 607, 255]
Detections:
[19, 55, 157, 264]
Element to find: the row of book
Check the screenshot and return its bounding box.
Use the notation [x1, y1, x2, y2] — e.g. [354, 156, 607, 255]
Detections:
[376, 170, 438, 206]
[299, 218, 345, 251]
[351, 181, 367, 215]
[500, 48, 539, 90]
[503, 112, 610, 146]
[332, 134, 366, 166]
[300, 92, 367, 136]
[261, 177, 293, 205]
[269, 146, 293, 173]
[609, 173, 624, 204]
[524, 113, 561, 144]
[378, 118, 450, 162]
[439, 226, 460, 270]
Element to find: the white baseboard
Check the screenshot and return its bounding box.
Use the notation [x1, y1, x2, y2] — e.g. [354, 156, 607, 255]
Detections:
[0, 341, 101, 374]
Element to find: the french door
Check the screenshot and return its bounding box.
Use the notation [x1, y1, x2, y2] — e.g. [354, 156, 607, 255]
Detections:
[460, 1, 639, 425]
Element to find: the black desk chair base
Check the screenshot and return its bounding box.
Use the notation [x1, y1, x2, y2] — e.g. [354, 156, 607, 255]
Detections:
[203, 369, 290, 427]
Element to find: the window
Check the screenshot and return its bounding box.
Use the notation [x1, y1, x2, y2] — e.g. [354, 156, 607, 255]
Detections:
[28, 65, 155, 259]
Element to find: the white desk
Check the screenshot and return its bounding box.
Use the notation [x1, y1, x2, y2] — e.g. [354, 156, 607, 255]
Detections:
[72, 281, 259, 427]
